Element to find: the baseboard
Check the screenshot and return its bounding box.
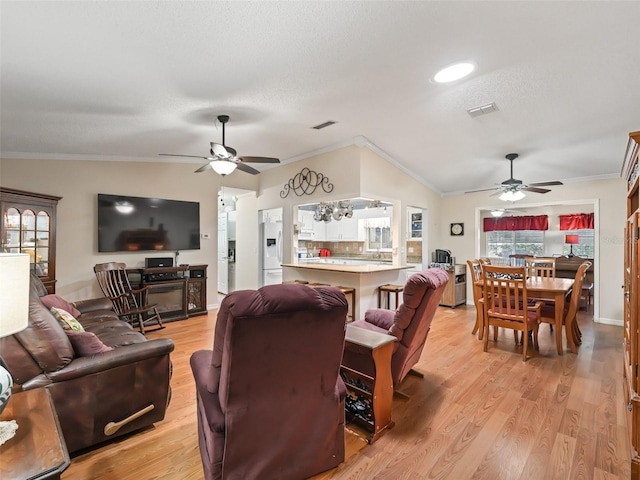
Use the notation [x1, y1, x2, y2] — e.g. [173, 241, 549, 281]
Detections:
[596, 317, 623, 327]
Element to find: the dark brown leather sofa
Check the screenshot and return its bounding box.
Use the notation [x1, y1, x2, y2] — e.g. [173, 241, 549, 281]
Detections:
[0, 274, 175, 452]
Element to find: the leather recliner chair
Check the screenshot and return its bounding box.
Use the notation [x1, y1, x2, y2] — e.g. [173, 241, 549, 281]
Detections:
[0, 274, 175, 452]
[190, 284, 348, 480]
[341, 269, 449, 393]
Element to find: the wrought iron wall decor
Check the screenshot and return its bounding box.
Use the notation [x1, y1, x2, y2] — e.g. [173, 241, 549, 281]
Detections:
[280, 167, 334, 198]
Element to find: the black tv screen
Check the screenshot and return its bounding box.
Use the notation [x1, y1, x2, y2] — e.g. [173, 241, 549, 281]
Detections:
[98, 194, 200, 253]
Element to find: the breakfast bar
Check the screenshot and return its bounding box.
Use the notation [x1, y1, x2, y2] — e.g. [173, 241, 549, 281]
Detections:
[282, 261, 413, 319]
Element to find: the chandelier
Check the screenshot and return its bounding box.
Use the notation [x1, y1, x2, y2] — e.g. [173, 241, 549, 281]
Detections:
[313, 201, 354, 223]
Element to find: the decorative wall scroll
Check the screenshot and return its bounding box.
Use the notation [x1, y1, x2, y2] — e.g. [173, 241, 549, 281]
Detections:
[280, 167, 334, 198]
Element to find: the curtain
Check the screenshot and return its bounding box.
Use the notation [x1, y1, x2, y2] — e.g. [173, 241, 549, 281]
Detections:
[483, 215, 548, 232]
[559, 213, 594, 230]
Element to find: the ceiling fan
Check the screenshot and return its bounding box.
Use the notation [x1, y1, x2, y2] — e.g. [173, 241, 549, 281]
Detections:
[466, 153, 563, 201]
[159, 115, 280, 175]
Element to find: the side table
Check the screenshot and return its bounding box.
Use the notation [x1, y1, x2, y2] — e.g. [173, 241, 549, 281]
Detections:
[0, 388, 70, 480]
[341, 324, 396, 443]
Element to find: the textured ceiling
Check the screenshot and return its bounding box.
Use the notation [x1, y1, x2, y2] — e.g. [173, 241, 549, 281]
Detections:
[1, 1, 638, 195]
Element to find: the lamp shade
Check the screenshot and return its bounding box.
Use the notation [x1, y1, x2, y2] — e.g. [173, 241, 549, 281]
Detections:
[565, 235, 580, 245]
[210, 160, 237, 176]
[0, 253, 30, 338]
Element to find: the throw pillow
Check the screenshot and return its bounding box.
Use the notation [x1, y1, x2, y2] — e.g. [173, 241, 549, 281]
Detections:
[40, 294, 82, 318]
[50, 307, 85, 332]
[66, 331, 113, 356]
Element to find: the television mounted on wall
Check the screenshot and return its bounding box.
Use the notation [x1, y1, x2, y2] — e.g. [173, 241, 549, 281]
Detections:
[97, 194, 200, 253]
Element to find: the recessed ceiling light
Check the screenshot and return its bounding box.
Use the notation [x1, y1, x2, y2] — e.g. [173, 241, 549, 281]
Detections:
[433, 62, 475, 83]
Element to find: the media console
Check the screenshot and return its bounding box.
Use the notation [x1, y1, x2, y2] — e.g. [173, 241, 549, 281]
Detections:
[126, 264, 208, 322]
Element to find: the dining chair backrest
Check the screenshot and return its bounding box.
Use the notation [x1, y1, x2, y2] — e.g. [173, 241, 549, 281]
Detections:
[482, 265, 528, 320]
[525, 256, 556, 278]
[467, 259, 482, 303]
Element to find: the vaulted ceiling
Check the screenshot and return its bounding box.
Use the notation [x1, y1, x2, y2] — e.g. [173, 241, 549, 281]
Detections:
[1, 1, 638, 195]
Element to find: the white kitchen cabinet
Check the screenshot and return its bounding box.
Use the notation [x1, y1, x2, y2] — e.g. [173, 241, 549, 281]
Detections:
[325, 211, 361, 241]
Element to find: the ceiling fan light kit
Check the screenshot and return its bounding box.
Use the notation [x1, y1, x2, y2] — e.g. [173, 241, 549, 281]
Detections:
[499, 190, 526, 202]
[210, 159, 237, 176]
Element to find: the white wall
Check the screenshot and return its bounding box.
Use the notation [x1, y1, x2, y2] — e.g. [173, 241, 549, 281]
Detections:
[440, 177, 626, 323]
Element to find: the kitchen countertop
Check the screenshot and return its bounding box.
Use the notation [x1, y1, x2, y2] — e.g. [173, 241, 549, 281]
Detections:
[282, 262, 412, 274]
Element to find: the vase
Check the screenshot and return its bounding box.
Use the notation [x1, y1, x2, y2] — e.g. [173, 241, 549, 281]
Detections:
[0, 364, 13, 415]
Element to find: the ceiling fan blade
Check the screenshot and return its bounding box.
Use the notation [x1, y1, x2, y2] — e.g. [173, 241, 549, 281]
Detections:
[528, 180, 563, 187]
[159, 153, 209, 160]
[194, 163, 213, 173]
[210, 142, 231, 158]
[238, 156, 280, 164]
[234, 162, 261, 175]
[523, 186, 551, 194]
[226, 146, 237, 157]
[465, 187, 500, 194]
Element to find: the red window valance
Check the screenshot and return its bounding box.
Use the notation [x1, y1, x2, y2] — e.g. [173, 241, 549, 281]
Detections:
[483, 215, 549, 232]
[559, 213, 594, 230]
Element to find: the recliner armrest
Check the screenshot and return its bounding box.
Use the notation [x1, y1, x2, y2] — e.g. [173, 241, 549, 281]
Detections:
[22, 338, 175, 389]
[364, 308, 395, 331]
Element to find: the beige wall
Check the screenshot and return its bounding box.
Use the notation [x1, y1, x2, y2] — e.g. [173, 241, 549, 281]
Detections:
[440, 177, 626, 323]
[0, 157, 256, 305]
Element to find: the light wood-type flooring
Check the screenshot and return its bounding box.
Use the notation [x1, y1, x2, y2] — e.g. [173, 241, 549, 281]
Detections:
[63, 304, 631, 479]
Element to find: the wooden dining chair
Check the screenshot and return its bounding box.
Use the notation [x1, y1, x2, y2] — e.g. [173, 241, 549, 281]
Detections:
[525, 256, 556, 278]
[539, 261, 591, 347]
[94, 262, 164, 335]
[482, 265, 543, 361]
[467, 259, 484, 338]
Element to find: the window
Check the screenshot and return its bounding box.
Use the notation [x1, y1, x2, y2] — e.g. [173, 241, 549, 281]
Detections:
[366, 226, 392, 251]
[486, 230, 545, 258]
[562, 229, 594, 258]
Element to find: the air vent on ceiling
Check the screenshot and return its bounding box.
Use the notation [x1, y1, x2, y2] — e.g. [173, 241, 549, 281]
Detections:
[467, 102, 498, 118]
[311, 120, 337, 130]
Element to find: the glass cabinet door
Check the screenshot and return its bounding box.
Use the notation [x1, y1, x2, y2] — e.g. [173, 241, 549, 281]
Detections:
[2, 207, 51, 277]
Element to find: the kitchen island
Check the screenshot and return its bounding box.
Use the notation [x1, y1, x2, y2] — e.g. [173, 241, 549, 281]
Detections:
[282, 260, 413, 319]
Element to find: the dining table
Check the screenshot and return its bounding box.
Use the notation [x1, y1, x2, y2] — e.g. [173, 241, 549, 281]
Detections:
[474, 276, 576, 355]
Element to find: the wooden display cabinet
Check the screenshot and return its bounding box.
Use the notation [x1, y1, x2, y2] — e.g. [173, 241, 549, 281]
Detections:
[0, 187, 61, 293]
[622, 130, 640, 477]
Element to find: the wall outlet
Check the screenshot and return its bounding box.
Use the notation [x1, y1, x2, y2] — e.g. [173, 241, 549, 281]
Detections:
[201, 233, 211, 239]
[359, 246, 363, 252]
[408, 247, 414, 253]
[346, 246, 349, 252]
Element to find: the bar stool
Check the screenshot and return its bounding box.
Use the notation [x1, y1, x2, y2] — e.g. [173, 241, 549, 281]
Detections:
[337, 286, 356, 321]
[378, 284, 404, 310]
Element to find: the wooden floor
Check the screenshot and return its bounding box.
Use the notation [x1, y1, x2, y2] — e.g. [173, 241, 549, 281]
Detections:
[63, 304, 631, 480]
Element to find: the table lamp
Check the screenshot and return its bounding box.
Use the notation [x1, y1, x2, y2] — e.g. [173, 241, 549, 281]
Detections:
[0, 253, 30, 445]
[565, 234, 579, 257]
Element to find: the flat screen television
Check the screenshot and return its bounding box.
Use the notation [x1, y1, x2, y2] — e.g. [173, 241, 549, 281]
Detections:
[98, 194, 200, 253]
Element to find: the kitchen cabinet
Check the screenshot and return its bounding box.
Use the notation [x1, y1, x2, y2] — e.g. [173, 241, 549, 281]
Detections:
[1, 187, 61, 293]
[437, 264, 466, 308]
[325, 211, 362, 241]
[410, 212, 422, 238]
[298, 210, 318, 240]
[622, 130, 640, 477]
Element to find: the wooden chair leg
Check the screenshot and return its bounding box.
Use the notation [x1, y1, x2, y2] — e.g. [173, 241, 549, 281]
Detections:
[522, 327, 529, 362]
